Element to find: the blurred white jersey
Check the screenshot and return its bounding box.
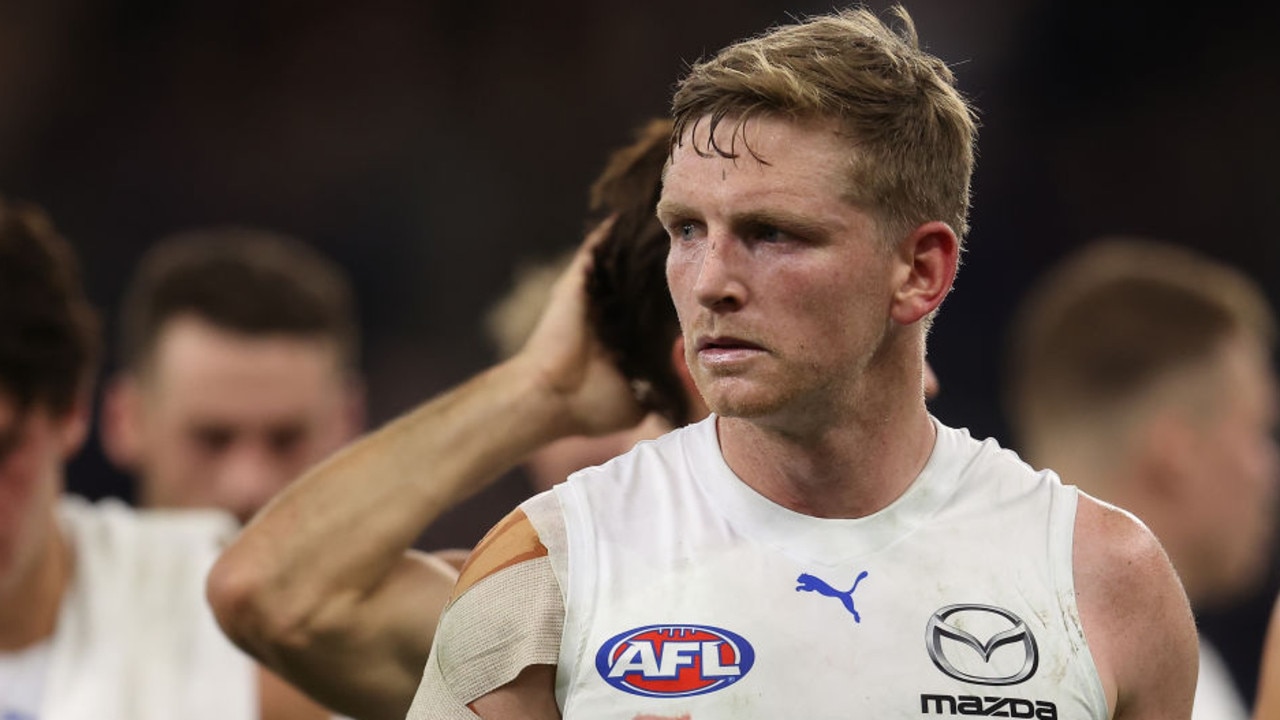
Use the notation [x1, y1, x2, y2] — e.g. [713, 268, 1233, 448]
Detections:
[37, 498, 257, 720]
[1194, 640, 1247, 720]
[524, 415, 1108, 719]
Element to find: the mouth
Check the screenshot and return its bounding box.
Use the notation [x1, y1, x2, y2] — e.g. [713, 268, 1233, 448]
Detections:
[694, 336, 766, 367]
[696, 336, 763, 352]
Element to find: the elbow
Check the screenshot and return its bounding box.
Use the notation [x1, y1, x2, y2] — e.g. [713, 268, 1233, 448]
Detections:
[206, 547, 303, 656]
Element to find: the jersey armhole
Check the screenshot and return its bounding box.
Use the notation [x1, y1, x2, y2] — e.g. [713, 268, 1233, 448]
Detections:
[1054, 482, 1115, 719]
[525, 485, 586, 709]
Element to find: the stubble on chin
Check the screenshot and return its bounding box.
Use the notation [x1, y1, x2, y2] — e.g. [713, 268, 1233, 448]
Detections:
[697, 372, 789, 421]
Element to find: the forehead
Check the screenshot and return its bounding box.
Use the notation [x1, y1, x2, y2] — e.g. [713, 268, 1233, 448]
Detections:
[142, 315, 345, 417]
[661, 115, 858, 214]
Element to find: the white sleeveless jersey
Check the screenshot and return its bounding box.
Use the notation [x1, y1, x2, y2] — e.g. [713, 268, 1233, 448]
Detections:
[523, 415, 1108, 720]
[38, 497, 257, 720]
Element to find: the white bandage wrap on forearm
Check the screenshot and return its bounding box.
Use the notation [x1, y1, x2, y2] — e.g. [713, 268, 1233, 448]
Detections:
[405, 556, 564, 718]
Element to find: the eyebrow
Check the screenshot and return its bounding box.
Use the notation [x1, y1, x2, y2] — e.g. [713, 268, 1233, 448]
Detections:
[655, 200, 835, 240]
[654, 199, 697, 224]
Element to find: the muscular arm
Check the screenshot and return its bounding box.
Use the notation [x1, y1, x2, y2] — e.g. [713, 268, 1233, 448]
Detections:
[207, 221, 641, 720]
[1073, 494, 1199, 720]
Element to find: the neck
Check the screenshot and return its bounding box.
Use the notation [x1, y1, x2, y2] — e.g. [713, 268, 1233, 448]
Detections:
[0, 511, 71, 651]
[717, 360, 937, 518]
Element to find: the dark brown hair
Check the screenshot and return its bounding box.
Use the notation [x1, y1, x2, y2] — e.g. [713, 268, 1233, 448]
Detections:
[585, 118, 690, 426]
[118, 227, 359, 375]
[0, 197, 100, 415]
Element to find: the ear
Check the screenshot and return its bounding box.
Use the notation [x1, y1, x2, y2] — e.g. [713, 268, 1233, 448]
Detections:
[889, 221, 959, 326]
[670, 336, 710, 422]
[101, 373, 144, 470]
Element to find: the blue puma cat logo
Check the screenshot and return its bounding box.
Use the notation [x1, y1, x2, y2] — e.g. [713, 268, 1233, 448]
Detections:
[795, 570, 869, 622]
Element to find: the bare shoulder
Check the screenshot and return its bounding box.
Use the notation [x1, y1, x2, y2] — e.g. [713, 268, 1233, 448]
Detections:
[1073, 492, 1197, 719]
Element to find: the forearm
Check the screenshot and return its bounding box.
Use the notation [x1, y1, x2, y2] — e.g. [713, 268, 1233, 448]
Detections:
[208, 356, 577, 660]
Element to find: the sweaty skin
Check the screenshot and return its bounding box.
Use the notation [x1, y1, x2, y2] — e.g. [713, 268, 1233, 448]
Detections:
[448, 115, 1197, 719]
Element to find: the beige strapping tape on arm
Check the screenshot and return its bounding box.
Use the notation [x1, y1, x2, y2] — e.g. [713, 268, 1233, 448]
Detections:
[405, 556, 564, 718]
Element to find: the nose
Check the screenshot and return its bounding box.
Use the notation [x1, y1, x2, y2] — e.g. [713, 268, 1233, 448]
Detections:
[215, 442, 287, 524]
[692, 233, 747, 311]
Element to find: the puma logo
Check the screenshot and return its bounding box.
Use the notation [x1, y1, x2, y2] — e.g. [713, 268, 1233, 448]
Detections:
[795, 570, 869, 622]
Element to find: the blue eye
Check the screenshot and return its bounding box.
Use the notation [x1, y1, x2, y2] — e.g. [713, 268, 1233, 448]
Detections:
[669, 221, 699, 242]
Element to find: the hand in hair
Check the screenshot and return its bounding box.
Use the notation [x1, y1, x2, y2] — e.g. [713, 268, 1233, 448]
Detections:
[513, 215, 647, 438]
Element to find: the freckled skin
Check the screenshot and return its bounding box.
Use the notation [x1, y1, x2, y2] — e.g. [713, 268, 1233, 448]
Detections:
[661, 116, 897, 434]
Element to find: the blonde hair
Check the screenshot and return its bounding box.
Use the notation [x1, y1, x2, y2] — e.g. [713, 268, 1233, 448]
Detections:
[671, 5, 977, 242]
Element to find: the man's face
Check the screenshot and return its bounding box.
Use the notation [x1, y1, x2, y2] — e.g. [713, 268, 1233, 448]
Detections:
[0, 395, 81, 595]
[661, 115, 897, 427]
[1182, 333, 1279, 605]
[117, 315, 360, 524]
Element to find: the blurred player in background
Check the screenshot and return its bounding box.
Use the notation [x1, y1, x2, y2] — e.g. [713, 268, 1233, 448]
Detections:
[1006, 237, 1278, 720]
[0, 197, 328, 720]
[101, 228, 364, 524]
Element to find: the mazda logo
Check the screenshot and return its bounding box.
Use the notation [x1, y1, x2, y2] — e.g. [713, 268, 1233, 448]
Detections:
[925, 604, 1038, 686]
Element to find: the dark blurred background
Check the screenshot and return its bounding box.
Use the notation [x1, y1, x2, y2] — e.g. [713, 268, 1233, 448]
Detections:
[2, 0, 1278, 702]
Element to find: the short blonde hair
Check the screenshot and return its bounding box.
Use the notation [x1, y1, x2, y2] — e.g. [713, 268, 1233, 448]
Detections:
[671, 5, 977, 242]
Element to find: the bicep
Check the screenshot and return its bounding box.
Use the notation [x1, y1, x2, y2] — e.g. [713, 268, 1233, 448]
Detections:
[405, 508, 565, 720]
[1074, 495, 1198, 720]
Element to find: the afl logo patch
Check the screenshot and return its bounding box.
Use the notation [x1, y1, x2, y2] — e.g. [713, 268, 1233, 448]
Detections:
[595, 624, 755, 698]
